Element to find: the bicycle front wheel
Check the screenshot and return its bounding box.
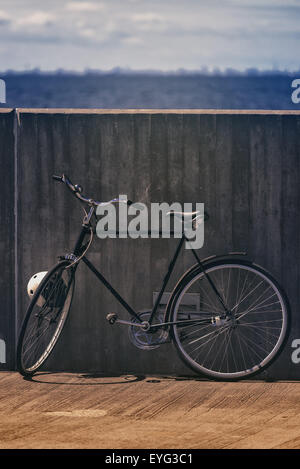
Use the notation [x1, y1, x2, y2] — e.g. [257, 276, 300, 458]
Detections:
[170, 260, 290, 381]
[17, 261, 75, 376]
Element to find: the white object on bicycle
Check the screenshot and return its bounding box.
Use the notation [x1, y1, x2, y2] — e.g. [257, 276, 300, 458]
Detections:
[27, 271, 48, 306]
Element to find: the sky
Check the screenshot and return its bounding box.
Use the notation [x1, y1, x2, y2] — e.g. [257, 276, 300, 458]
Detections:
[0, 0, 300, 72]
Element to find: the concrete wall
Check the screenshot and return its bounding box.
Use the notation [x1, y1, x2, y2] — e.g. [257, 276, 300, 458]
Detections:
[1, 109, 300, 378]
[0, 109, 15, 370]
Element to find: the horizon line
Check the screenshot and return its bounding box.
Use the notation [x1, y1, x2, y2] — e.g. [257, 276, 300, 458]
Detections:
[1, 66, 300, 77]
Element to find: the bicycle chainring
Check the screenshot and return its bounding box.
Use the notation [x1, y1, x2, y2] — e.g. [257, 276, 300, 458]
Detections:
[128, 311, 169, 350]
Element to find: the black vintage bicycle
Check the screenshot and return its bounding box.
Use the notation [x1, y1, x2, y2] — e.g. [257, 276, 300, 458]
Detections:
[17, 174, 291, 381]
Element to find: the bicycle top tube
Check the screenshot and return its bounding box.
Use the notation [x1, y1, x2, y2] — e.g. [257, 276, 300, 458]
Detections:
[52, 174, 133, 208]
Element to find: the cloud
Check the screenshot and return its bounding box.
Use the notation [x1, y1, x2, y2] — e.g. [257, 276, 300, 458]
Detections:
[15, 11, 54, 27]
[0, 0, 299, 71]
[0, 9, 11, 26]
[0, 9, 10, 19]
[65, 1, 104, 12]
[131, 13, 163, 22]
[121, 35, 143, 45]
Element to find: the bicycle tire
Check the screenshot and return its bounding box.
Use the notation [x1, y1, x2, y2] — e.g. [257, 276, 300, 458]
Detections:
[170, 259, 290, 381]
[17, 260, 75, 377]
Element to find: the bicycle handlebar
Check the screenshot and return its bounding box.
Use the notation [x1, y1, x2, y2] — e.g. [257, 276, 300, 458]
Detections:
[52, 174, 133, 207]
[52, 174, 209, 220]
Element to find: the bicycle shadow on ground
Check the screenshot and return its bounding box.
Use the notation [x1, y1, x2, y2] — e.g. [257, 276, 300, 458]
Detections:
[22, 372, 146, 386]
[21, 372, 279, 385]
[22, 372, 207, 385]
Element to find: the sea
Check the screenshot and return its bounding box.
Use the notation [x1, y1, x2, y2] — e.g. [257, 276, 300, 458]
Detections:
[1, 71, 300, 110]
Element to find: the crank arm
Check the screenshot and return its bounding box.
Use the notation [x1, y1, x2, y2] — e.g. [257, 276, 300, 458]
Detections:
[106, 313, 146, 328]
[116, 319, 146, 328]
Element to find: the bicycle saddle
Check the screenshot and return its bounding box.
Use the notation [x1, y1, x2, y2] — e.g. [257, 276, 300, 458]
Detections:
[166, 210, 209, 222]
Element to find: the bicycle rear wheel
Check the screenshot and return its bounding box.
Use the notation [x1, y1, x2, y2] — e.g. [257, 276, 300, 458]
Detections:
[17, 261, 75, 376]
[170, 259, 290, 381]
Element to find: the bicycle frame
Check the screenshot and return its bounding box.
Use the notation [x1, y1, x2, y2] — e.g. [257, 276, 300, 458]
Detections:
[68, 206, 229, 327]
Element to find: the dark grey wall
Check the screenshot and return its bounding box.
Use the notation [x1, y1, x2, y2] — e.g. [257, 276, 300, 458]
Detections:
[2, 109, 300, 378]
[0, 109, 15, 369]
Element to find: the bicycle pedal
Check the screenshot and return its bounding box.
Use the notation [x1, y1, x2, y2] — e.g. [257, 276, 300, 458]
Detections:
[106, 312, 118, 325]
